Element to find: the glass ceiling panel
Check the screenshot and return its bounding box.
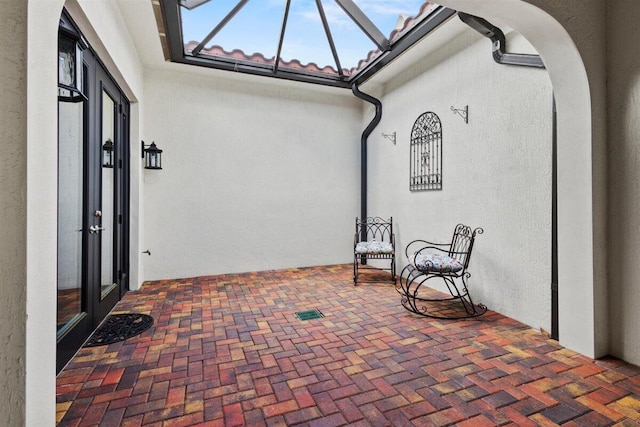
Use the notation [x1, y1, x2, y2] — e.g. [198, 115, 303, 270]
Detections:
[181, 1, 282, 62]
[279, 0, 351, 75]
[174, 0, 446, 83]
[315, 0, 379, 75]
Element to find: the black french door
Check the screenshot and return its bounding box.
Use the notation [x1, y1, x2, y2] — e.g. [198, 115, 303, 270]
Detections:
[93, 63, 129, 322]
[56, 30, 130, 373]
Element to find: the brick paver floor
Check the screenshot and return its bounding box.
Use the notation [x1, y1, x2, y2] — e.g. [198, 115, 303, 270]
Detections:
[57, 264, 640, 426]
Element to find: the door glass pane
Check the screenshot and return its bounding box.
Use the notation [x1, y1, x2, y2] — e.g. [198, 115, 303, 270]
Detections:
[100, 90, 117, 299]
[57, 100, 84, 331]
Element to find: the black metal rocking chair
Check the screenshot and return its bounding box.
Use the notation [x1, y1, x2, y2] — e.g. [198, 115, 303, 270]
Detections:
[354, 217, 396, 285]
[397, 224, 486, 319]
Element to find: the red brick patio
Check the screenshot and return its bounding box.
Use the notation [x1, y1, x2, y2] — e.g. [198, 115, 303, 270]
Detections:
[56, 264, 640, 426]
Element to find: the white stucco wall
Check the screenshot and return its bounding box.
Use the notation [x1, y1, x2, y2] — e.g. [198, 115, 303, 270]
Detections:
[437, 0, 607, 360]
[142, 69, 361, 280]
[607, 0, 640, 365]
[364, 21, 553, 331]
[26, 0, 64, 424]
[529, 0, 608, 363]
[1, 1, 27, 425]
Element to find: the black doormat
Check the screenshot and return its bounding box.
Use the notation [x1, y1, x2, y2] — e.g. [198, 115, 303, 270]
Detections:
[85, 313, 154, 347]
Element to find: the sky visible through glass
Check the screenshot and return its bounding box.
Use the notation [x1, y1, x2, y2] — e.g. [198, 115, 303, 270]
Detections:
[181, 0, 428, 72]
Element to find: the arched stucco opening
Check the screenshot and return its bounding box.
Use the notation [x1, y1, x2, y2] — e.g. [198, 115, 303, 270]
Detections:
[436, 0, 605, 359]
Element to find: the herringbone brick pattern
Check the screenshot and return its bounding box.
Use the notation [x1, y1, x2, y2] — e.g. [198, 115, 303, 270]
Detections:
[57, 264, 640, 426]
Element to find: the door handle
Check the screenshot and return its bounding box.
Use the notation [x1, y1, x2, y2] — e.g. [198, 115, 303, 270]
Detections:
[89, 225, 105, 234]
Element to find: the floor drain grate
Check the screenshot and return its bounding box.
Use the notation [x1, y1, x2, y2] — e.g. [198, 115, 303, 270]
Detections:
[295, 309, 324, 321]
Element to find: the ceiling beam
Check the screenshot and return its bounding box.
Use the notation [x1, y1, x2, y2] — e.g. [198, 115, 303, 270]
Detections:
[191, 0, 250, 56]
[333, 0, 390, 51]
[178, 54, 351, 88]
[161, 0, 187, 60]
[316, 0, 343, 76]
[274, 0, 292, 73]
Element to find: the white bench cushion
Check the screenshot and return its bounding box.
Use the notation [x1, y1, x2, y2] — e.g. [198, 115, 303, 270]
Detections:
[355, 241, 394, 255]
[414, 253, 463, 273]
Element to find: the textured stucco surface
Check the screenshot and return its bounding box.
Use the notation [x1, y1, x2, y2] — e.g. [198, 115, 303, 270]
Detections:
[0, 0, 27, 425]
[365, 21, 553, 332]
[142, 69, 361, 280]
[607, 0, 640, 365]
[437, 0, 607, 358]
[528, 0, 609, 362]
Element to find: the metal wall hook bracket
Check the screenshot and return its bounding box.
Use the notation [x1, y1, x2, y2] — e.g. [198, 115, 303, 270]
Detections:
[382, 131, 396, 145]
[451, 105, 469, 124]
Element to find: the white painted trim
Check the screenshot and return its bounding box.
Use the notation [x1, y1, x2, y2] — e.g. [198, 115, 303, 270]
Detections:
[26, 2, 64, 425]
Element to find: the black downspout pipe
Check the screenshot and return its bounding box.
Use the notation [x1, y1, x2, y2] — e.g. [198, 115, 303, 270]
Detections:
[551, 96, 558, 340]
[458, 12, 545, 69]
[351, 82, 382, 250]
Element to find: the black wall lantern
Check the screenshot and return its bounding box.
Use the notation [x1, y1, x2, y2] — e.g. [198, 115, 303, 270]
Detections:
[102, 139, 114, 168]
[58, 12, 88, 103]
[142, 141, 163, 170]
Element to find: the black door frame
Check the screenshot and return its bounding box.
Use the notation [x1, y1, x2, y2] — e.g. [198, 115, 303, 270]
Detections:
[56, 9, 131, 373]
[93, 64, 129, 322]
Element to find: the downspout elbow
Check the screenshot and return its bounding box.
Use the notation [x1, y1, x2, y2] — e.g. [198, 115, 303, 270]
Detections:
[459, 12, 545, 69]
[351, 82, 382, 139]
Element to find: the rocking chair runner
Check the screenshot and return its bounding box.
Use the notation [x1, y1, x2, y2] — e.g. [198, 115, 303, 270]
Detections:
[397, 224, 486, 319]
[353, 217, 396, 285]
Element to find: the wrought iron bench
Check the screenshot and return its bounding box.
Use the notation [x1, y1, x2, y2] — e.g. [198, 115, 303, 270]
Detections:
[354, 217, 396, 285]
[397, 224, 486, 319]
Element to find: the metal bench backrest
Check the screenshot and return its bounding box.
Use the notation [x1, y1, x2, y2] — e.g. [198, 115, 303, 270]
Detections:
[356, 217, 393, 243]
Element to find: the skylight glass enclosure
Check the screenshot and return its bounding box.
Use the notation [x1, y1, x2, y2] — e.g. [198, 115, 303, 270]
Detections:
[159, 0, 456, 87]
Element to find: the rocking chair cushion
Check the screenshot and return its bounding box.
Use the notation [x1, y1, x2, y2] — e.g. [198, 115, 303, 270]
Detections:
[414, 253, 463, 273]
[355, 241, 394, 255]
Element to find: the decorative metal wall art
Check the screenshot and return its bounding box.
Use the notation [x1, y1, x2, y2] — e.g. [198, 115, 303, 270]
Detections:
[410, 112, 442, 191]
